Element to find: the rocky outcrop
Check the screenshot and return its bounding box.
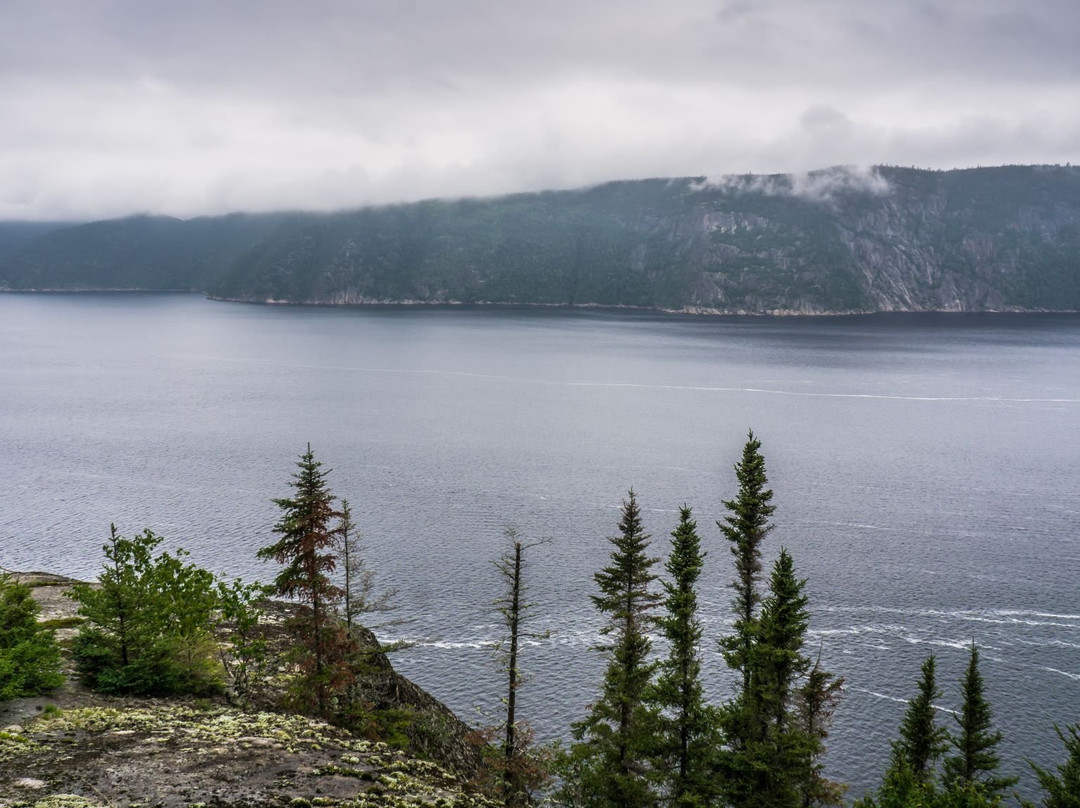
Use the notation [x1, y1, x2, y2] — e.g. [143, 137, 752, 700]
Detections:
[0, 573, 490, 808]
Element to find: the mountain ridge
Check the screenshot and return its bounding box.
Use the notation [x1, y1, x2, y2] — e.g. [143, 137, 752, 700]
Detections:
[2, 165, 1078, 314]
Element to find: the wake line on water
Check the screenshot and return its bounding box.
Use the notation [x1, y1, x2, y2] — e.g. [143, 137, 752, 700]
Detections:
[850, 688, 959, 715]
[180, 355, 1080, 404]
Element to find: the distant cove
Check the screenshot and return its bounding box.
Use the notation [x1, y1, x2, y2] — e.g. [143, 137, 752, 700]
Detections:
[2, 292, 1079, 797]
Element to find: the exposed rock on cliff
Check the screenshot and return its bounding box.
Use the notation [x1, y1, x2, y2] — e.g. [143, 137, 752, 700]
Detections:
[2, 165, 1078, 314]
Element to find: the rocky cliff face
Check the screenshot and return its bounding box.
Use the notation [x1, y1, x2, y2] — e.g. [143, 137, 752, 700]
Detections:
[3, 165, 1078, 314]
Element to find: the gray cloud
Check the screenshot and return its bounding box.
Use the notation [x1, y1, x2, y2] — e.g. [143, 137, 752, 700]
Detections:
[1, 0, 1078, 220]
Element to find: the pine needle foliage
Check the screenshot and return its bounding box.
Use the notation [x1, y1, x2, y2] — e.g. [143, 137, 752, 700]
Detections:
[69, 525, 221, 695]
[943, 643, 1018, 801]
[895, 654, 950, 785]
[257, 444, 350, 713]
[1026, 724, 1080, 808]
[718, 430, 776, 693]
[566, 490, 662, 808]
[651, 506, 721, 807]
[798, 654, 847, 807]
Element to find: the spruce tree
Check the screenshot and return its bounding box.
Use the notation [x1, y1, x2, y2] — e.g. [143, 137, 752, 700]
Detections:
[737, 549, 814, 808]
[652, 506, 721, 807]
[757, 549, 810, 729]
[856, 655, 948, 808]
[943, 643, 1018, 801]
[895, 654, 949, 784]
[257, 444, 349, 713]
[568, 490, 662, 808]
[719, 430, 775, 693]
[1027, 724, 1080, 808]
[717, 431, 777, 807]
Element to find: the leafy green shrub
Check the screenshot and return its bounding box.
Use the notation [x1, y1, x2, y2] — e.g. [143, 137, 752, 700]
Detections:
[68, 525, 223, 695]
[0, 572, 64, 699]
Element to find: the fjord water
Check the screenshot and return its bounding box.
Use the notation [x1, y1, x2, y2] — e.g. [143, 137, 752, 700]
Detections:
[2, 293, 1078, 795]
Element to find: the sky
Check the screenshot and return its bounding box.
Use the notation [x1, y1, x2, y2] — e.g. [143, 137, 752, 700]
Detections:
[2, 0, 1079, 221]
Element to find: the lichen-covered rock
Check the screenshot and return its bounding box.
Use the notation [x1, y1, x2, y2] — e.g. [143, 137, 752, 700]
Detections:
[0, 705, 498, 808]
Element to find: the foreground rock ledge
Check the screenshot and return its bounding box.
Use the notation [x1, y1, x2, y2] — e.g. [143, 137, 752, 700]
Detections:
[0, 573, 494, 808]
[0, 703, 497, 808]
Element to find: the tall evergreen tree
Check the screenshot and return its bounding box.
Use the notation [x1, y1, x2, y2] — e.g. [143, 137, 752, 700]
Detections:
[1027, 724, 1080, 808]
[719, 430, 775, 693]
[895, 654, 950, 785]
[733, 549, 814, 808]
[717, 432, 777, 807]
[757, 550, 810, 729]
[943, 643, 1017, 801]
[257, 444, 349, 713]
[651, 506, 721, 807]
[855, 655, 948, 808]
[567, 490, 662, 808]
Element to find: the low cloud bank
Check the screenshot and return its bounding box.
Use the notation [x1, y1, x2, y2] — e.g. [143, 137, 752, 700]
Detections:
[691, 165, 891, 202]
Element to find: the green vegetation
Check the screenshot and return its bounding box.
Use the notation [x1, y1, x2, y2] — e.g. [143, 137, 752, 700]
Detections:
[258, 443, 352, 713]
[857, 646, 1017, 808]
[69, 525, 222, 695]
[7, 434, 1074, 806]
[899, 655, 950, 782]
[650, 506, 721, 807]
[0, 571, 64, 699]
[943, 644, 1018, 801]
[560, 491, 662, 807]
[1026, 724, 1080, 808]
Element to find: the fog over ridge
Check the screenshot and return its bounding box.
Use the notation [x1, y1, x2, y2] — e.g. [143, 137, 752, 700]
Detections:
[1, 0, 1078, 221]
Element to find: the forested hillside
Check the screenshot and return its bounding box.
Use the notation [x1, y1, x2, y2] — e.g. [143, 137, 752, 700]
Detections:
[2, 165, 1078, 314]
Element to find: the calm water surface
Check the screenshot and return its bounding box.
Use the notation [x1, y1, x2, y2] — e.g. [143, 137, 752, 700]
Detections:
[1, 293, 1078, 797]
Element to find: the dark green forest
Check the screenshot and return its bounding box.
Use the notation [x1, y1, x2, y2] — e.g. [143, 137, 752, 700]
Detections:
[2, 165, 1079, 314]
[2, 436, 1077, 807]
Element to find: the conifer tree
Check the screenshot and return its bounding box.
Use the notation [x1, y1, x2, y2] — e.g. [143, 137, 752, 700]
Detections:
[797, 654, 846, 807]
[943, 643, 1018, 801]
[719, 430, 775, 693]
[493, 528, 552, 807]
[895, 654, 949, 785]
[567, 490, 662, 808]
[855, 655, 948, 808]
[651, 506, 721, 807]
[1027, 724, 1080, 808]
[733, 549, 814, 808]
[717, 431, 777, 807]
[257, 444, 349, 713]
[338, 499, 396, 637]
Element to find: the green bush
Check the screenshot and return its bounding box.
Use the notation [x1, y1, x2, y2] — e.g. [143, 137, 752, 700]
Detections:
[68, 525, 223, 695]
[0, 572, 64, 699]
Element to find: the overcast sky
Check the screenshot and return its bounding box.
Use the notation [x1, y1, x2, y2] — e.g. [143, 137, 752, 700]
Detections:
[2, 0, 1078, 221]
